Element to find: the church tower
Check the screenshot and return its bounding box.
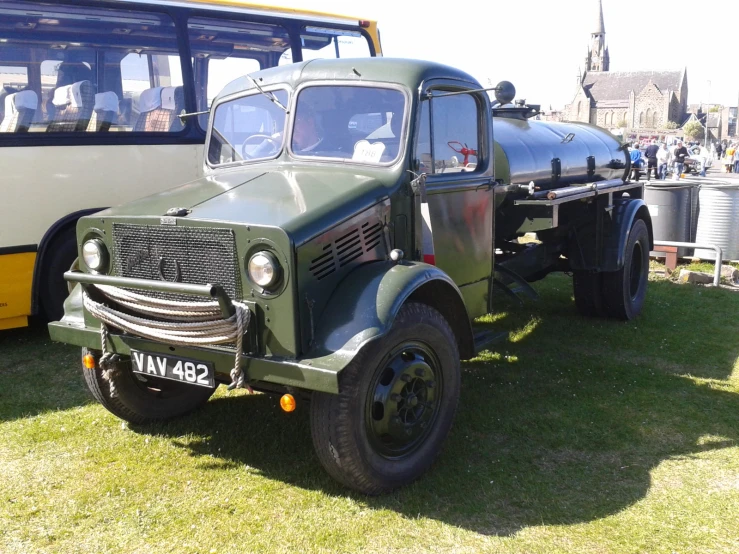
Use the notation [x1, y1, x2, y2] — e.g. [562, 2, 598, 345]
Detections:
[585, 0, 610, 72]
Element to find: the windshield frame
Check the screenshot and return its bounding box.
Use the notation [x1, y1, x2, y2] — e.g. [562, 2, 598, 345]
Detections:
[205, 84, 291, 170]
[287, 81, 410, 168]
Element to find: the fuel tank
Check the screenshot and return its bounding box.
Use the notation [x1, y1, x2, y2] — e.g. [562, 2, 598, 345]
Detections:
[493, 117, 629, 190]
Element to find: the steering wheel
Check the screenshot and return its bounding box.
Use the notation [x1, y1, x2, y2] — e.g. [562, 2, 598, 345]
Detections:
[241, 134, 279, 160]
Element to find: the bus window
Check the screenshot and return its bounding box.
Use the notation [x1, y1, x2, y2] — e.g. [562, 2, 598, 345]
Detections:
[0, 65, 28, 90]
[206, 59, 261, 107]
[300, 28, 372, 61]
[189, 17, 288, 129]
[0, 2, 182, 134]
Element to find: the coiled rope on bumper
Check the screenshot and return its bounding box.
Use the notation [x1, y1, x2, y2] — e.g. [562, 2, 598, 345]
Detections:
[82, 284, 251, 396]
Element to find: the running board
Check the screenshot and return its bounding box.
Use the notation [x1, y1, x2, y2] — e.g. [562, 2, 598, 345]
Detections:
[473, 328, 508, 354]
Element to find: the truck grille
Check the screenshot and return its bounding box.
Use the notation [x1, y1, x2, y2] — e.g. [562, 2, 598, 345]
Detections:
[111, 223, 241, 302]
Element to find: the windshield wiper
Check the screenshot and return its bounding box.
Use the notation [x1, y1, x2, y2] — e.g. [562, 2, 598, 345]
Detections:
[247, 74, 288, 113]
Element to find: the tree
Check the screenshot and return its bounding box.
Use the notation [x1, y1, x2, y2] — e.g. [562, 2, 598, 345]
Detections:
[616, 119, 628, 128]
[709, 106, 720, 113]
[682, 121, 705, 140]
[663, 120, 679, 130]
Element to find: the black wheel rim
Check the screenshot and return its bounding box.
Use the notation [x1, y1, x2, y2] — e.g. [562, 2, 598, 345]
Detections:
[365, 342, 443, 459]
[629, 241, 644, 300]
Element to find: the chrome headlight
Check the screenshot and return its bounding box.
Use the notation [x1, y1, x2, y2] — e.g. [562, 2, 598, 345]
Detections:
[82, 238, 108, 272]
[247, 251, 280, 289]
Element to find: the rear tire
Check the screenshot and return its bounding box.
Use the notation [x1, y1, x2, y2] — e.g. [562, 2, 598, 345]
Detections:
[81, 349, 216, 424]
[602, 218, 650, 320]
[310, 302, 461, 495]
[573, 270, 604, 317]
[41, 227, 78, 322]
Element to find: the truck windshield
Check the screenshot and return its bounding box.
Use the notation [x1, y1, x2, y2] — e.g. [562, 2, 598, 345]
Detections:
[208, 89, 288, 166]
[291, 85, 406, 165]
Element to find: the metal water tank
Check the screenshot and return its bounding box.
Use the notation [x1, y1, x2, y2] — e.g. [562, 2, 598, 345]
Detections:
[644, 183, 698, 257]
[694, 183, 739, 260]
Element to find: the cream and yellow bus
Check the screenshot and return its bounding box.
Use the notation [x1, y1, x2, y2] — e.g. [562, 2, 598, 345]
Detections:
[0, 0, 382, 330]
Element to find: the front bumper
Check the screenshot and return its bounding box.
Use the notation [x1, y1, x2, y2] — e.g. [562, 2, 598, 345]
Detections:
[48, 274, 340, 394]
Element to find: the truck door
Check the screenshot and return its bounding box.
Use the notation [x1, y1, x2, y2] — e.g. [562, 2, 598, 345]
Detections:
[413, 83, 494, 318]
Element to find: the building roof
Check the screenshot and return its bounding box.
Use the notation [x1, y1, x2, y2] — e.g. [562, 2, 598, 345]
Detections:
[681, 113, 701, 127]
[583, 70, 683, 102]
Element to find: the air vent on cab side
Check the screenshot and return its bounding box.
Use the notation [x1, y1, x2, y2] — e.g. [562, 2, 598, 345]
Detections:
[309, 219, 385, 281]
[362, 221, 383, 251]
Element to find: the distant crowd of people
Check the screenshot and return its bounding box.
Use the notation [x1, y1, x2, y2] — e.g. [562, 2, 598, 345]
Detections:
[628, 139, 739, 180]
[715, 141, 739, 173]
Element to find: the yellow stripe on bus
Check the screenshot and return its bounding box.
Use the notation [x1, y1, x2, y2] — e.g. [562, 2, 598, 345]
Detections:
[0, 252, 35, 330]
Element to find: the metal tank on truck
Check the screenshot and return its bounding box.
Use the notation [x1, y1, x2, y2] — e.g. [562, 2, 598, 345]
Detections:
[491, 100, 630, 241]
[48, 58, 652, 495]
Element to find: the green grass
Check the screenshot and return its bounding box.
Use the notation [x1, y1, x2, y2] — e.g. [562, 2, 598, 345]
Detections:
[2, 274, 739, 553]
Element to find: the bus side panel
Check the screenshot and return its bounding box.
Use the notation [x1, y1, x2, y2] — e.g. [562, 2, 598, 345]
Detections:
[0, 144, 203, 249]
[0, 252, 36, 330]
[0, 143, 202, 323]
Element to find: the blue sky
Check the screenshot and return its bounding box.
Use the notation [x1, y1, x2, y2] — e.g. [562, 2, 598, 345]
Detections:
[288, 0, 738, 109]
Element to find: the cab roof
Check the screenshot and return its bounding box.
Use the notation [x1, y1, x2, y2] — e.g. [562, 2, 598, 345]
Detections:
[214, 58, 482, 103]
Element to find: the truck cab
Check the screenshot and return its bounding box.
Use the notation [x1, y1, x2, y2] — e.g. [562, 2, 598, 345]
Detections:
[50, 58, 652, 494]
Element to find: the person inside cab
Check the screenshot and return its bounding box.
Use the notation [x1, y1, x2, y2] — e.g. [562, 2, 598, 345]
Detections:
[292, 107, 324, 154]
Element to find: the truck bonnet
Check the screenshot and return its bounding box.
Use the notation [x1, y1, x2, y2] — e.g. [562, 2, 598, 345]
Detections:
[91, 167, 394, 246]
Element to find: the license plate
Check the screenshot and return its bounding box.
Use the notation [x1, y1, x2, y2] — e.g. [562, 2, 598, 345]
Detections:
[131, 350, 215, 388]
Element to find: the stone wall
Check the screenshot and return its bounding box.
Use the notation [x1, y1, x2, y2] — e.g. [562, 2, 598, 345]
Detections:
[564, 88, 591, 123]
[594, 107, 629, 128]
[667, 94, 682, 124]
[633, 83, 665, 129]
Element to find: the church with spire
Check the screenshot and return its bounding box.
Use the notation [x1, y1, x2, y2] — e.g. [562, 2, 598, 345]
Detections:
[585, 0, 609, 72]
[564, 0, 688, 132]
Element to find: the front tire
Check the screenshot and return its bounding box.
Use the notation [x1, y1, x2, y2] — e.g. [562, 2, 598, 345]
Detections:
[310, 302, 461, 495]
[82, 349, 216, 424]
[602, 218, 650, 320]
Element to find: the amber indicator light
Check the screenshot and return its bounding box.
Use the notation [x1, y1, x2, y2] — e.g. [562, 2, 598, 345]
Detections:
[82, 354, 96, 369]
[280, 394, 296, 412]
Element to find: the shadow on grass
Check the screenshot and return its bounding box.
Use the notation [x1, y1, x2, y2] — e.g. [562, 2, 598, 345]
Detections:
[131, 276, 739, 537]
[0, 318, 90, 422]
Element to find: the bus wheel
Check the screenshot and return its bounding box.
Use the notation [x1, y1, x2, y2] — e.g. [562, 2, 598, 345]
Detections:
[41, 227, 78, 322]
[81, 349, 216, 424]
[602, 218, 650, 320]
[310, 302, 461, 495]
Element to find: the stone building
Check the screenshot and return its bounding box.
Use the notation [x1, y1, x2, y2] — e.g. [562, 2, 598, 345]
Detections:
[564, 0, 688, 131]
[681, 111, 721, 144]
[720, 107, 737, 140]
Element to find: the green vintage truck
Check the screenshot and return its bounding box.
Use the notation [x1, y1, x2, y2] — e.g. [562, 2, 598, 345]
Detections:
[50, 58, 651, 494]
